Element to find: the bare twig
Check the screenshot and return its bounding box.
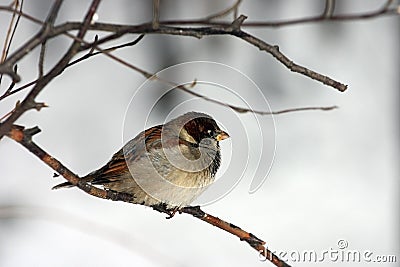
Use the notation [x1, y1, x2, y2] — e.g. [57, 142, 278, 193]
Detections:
[0, 0, 100, 139]
[0, 0, 18, 62]
[36, 21, 346, 92]
[66, 34, 99, 67]
[205, 0, 242, 21]
[37, 0, 63, 79]
[38, 43, 46, 78]
[0, 3, 344, 141]
[0, 34, 145, 100]
[180, 207, 291, 267]
[68, 34, 144, 67]
[236, 31, 347, 91]
[6, 124, 290, 267]
[234, 105, 338, 115]
[0, 2, 397, 83]
[152, 0, 160, 29]
[0, 4, 57, 82]
[0, 100, 19, 121]
[1, 35, 337, 119]
[322, 0, 336, 18]
[85, 22, 348, 91]
[159, 1, 399, 27]
[382, 0, 395, 9]
[0, 64, 17, 100]
[164, 79, 338, 116]
[0, 0, 22, 85]
[4, 2, 396, 135]
[76, 23, 347, 91]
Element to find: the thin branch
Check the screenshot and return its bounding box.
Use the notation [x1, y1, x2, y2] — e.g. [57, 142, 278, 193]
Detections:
[6, 124, 290, 267]
[0, 0, 101, 139]
[44, 0, 63, 25]
[0, 34, 145, 101]
[37, 0, 63, 78]
[0, 0, 19, 63]
[0, 5, 341, 141]
[235, 105, 338, 115]
[62, 30, 339, 114]
[68, 34, 144, 67]
[152, 0, 160, 29]
[322, 0, 336, 18]
[0, 100, 19, 121]
[180, 206, 290, 267]
[31, 20, 345, 92]
[205, 0, 242, 20]
[164, 79, 338, 116]
[76, 23, 347, 91]
[0, 0, 22, 85]
[0, 5, 44, 25]
[66, 34, 98, 67]
[0, 64, 17, 100]
[38, 43, 46, 78]
[1, 46, 337, 119]
[159, 3, 399, 27]
[0, 20, 341, 114]
[0, 1, 397, 74]
[1, 1, 398, 30]
[7, 125, 134, 202]
[382, 0, 395, 9]
[2, 2, 394, 91]
[235, 31, 347, 91]
[0, 3, 59, 82]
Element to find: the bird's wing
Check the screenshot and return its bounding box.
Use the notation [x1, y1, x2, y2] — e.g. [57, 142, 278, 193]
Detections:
[90, 125, 164, 184]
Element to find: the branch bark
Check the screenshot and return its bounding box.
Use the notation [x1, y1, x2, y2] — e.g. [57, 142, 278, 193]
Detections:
[0, 0, 100, 139]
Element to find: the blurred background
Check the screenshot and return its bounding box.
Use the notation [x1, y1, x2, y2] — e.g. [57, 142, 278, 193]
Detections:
[0, 1, 399, 266]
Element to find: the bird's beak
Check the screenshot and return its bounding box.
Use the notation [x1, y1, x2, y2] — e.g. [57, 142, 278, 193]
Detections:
[215, 131, 230, 141]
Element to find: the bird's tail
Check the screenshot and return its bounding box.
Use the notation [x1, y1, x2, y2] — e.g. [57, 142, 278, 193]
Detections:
[52, 181, 74, 190]
[52, 175, 94, 190]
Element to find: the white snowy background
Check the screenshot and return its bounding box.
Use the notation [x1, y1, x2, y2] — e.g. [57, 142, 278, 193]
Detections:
[0, 1, 398, 266]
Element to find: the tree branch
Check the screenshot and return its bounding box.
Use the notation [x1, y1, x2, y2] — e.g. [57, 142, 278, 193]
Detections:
[152, 0, 160, 29]
[43, 21, 348, 91]
[0, 0, 100, 140]
[180, 206, 291, 267]
[3, 1, 393, 91]
[159, 0, 399, 27]
[0, 3, 345, 142]
[6, 124, 290, 267]
[0, 34, 145, 100]
[322, 0, 336, 18]
[2, 1, 394, 94]
[205, 0, 242, 20]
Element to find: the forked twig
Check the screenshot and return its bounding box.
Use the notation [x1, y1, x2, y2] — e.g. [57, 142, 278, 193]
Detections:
[0, 34, 145, 100]
[205, 0, 242, 20]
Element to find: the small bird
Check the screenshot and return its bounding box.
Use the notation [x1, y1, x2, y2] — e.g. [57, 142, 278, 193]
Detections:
[53, 112, 229, 213]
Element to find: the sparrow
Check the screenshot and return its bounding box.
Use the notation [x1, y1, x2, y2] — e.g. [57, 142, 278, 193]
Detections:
[53, 112, 229, 213]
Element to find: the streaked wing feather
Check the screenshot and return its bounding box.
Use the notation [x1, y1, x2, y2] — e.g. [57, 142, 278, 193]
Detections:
[91, 125, 164, 185]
